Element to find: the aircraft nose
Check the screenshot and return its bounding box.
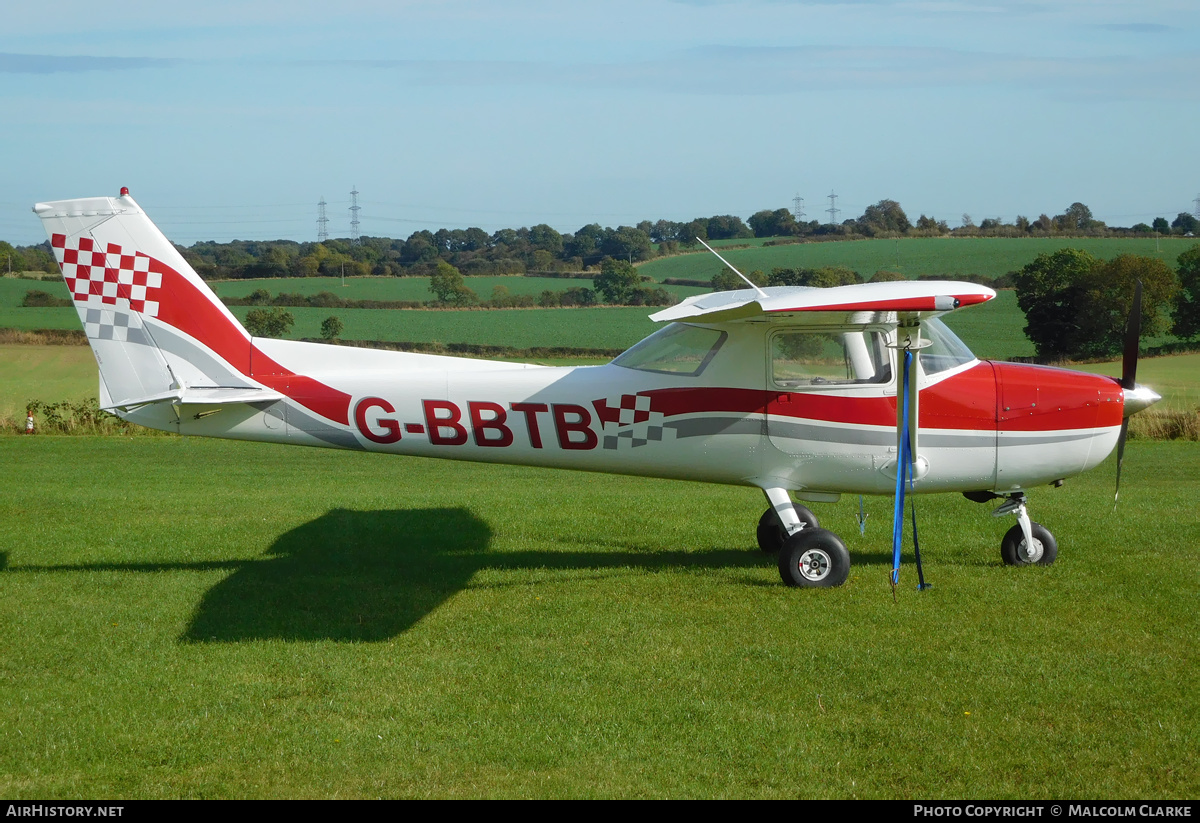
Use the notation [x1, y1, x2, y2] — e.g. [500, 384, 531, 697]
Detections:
[1123, 384, 1162, 418]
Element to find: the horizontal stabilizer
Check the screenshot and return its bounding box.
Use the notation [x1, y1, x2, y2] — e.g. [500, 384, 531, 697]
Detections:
[106, 386, 286, 411]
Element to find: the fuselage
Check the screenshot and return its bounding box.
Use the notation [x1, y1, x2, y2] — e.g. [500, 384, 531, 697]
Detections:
[124, 318, 1126, 499]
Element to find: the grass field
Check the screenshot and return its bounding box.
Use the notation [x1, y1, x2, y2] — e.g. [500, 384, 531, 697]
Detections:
[641, 236, 1200, 283]
[0, 281, 1042, 359]
[0, 344, 97, 421]
[210, 275, 709, 302]
[0, 436, 1195, 798]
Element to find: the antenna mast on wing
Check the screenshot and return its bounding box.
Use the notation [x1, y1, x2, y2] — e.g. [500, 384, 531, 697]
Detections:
[696, 237, 769, 299]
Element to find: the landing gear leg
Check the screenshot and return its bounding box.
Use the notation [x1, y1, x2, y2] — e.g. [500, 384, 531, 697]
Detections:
[992, 494, 1058, 566]
[756, 488, 819, 553]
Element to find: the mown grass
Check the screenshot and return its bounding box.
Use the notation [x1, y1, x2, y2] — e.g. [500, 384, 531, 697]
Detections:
[0, 436, 1195, 798]
[641, 236, 1199, 283]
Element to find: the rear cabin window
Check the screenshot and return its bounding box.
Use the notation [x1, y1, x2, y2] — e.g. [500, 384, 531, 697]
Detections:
[613, 323, 727, 376]
[771, 329, 892, 387]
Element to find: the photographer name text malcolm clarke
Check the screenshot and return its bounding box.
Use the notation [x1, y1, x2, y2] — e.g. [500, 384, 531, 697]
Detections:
[913, 806, 1193, 818]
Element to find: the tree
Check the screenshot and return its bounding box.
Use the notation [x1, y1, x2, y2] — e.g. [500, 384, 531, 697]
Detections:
[1152, 217, 1170, 234]
[428, 261, 477, 306]
[677, 218, 709, 248]
[0, 241, 25, 273]
[1172, 244, 1200, 339]
[320, 316, 344, 341]
[856, 199, 911, 236]
[593, 257, 642, 304]
[1060, 202, 1094, 231]
[600, 225, 653, 262]
[1013, 249, 1099, 359]
[1171, 213, 1198, 235]
[706, 215, 750, 240]
[244, 307, 294, 338]
[1075, 254, 1176, 358]
[1013, 248, 1177, 360]
[747, 208, 797, 238]
[768, 266, 859, 288]
[915, 215, 946, 235]
[712, 268, 766, 291]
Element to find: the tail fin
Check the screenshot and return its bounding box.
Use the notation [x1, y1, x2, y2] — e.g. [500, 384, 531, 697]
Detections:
[33, 191, 266, 411]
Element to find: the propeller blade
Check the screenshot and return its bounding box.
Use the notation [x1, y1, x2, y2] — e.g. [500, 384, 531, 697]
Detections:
[1121, 280, 1143, 390]
[1114, 418, 1130, 510]
[1114, 280, 1142, 509]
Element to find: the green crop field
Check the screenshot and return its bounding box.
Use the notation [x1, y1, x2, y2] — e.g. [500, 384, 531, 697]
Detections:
[211, 275, 708, 302]
[0, 289, 1069, 363]
[640, 237, 1200, 283]
[221, 306, 661, 350]
[0, 435, 1195, 798]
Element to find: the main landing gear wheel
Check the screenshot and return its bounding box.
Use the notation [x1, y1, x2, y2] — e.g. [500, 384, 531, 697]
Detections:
[778, 528, 850, 588]
[756, 504, 820, 553]
[1000, 522, 1058, 566]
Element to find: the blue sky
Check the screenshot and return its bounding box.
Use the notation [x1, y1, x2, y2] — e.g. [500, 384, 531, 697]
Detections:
[2, 0, 1197, 246]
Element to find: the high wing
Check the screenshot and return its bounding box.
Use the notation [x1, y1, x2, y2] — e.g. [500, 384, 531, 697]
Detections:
[651, 282, 996, 324]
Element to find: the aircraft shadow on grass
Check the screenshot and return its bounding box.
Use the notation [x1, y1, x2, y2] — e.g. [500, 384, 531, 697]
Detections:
[182, 507, 771, 643]
[1, 508, 922, 642]
[10, 507, 869, 643]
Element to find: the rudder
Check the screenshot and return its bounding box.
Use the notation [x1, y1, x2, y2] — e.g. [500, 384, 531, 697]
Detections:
[33, 191, 258, 412]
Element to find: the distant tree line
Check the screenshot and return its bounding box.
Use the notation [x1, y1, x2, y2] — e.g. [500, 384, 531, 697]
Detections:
[3, 200, 1196, 284]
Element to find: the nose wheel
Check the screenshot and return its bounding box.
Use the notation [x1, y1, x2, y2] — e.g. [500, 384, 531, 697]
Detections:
[992, 494, 1058, 566]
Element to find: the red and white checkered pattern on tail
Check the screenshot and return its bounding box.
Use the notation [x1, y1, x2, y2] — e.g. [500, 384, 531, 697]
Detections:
[51, 233, 162, 317]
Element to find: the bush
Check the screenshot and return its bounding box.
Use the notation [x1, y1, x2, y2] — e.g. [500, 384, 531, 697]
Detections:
[244, 307, 295, 338]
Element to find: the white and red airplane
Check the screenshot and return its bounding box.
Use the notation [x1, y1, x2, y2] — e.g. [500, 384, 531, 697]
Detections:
[33, 190, 1161, 587]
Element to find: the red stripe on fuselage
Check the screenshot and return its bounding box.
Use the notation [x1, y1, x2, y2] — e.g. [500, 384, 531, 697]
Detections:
[638, 361, 1121, 433]
[147, 258, 351, 425]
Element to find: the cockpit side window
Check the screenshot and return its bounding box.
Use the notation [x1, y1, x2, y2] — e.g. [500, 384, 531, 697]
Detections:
[771, 328, 893, 388]
[612, 323, 727, 376]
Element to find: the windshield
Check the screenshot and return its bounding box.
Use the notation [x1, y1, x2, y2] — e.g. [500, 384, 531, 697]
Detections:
[612, 323, 727, 376]
[921, 318, 976, 375]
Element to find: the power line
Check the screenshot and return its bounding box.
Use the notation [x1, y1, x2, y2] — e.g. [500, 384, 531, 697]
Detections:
[826, 190, 840, 224]
[792, 193, 805, 222]
[317, 196, 329, 242]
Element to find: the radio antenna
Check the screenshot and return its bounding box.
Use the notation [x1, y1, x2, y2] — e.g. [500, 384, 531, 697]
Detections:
[696, 236, 769, 298]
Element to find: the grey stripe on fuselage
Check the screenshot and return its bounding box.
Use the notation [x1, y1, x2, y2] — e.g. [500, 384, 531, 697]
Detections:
[284, 403, 363, 449]
[669, 415, 1095, 449]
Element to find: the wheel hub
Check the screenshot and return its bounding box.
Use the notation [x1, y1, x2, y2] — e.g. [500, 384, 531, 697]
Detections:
[1019, 538, 1044, 563]
[797, 549, 831, 582]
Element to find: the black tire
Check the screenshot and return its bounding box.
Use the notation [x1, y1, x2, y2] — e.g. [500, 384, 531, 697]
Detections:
[777, 528, 850, 587]
[1000, 522, 1058, 566]
[756, 504, 820, 553]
